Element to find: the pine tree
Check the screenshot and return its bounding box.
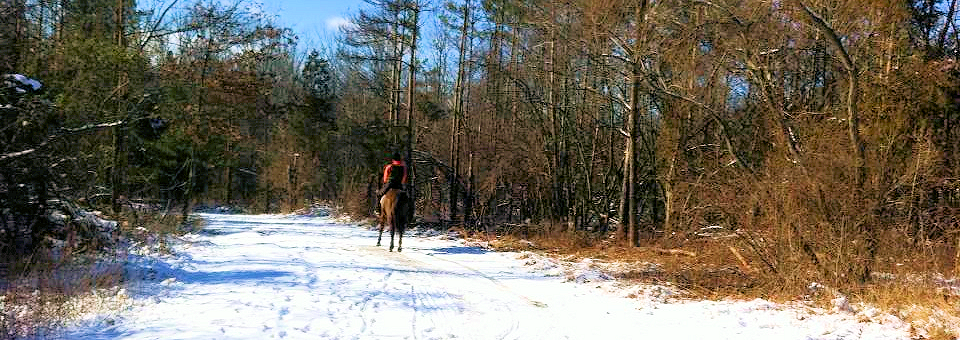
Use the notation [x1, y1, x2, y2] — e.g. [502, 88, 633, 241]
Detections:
[302, 50, 336, 127]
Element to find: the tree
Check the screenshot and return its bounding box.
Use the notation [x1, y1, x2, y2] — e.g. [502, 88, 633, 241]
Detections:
[0, 0, 26, 73]
[447, 0, 472, 223]
[303, 50, 337, 127]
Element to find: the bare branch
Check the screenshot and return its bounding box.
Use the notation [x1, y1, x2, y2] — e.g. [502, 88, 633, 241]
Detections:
[0, 121, 124, 162]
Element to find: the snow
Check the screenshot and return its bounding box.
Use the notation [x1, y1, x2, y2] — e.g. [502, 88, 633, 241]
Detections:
[11, 74, 42, 91]
[56, 212, 915, 339]
[4, 74, 42, 93]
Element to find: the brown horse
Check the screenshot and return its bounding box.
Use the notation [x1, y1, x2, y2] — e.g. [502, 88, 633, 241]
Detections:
[377, 189, 411, 252]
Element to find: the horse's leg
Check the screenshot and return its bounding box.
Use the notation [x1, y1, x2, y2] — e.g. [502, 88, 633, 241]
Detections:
[397, 198, 407, 252]
[376, 220, 384, 246]
[389, 222, 396, 252]
[376, 200, 385, 246]
[397, 226, 403, 252]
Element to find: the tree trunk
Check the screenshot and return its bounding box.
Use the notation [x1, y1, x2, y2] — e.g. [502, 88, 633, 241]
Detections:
[391, 4, 404, 138]
[405, 2, 420, 216]
[111, 0, 129, 214]
[792, 0, 864, 192]
[450, 0, 471, 224]
[623, 0, 648, 246]
[111, 124, 125, 214]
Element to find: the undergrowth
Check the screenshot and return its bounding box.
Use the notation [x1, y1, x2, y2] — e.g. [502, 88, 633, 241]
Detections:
[477, 223, 960, 340]
[0, 206, 189, 339]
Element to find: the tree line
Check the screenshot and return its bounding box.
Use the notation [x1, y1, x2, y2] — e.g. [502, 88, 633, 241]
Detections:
[338, 0, 960, 287]
[2, 0, 960, 288]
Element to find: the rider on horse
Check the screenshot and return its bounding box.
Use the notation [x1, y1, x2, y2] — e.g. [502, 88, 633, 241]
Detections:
[378, 152, 408, 199]
[376, 152, 411, 251]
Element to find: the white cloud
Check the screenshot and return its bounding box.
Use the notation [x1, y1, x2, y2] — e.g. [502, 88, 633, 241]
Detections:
[325, 17, 354, 31]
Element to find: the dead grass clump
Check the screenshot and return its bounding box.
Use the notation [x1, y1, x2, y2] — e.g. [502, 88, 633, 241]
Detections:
[504, 224, 762, 299]
[115, 209, 198, 255]
[852, 277, 960, 340]
[631, 241, 761, 299]
[0, 205, 183, 338]
[527, 231, 600, 251]
[486, 234, 539, 252]
[0, 246, 127, 338]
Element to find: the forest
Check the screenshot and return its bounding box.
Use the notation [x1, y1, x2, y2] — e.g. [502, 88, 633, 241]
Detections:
[2, 0, 960, 325]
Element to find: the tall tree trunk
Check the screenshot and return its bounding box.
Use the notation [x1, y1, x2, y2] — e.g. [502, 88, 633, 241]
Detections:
[792, 0, 864, 192]
[226, 167, 233, 206]
[58, 0, 66, 42]
[0, 0, 22, 72]
[391, 4, 404, 141]
[183, 36, 212, 224]
[111, 0, 129, 214]
[604, 87, 616, 233]
[546, 38, 559, 221]
[623, 1, 648, 246]
[450, 0, 471, 224]
[116, 0, 124, 46]
[112, 124, 125, 214]
[466, 120, 477, 227]
[405, 2, 419, 215]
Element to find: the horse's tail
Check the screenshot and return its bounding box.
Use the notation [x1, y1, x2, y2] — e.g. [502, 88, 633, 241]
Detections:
[385, 190, 410, 231]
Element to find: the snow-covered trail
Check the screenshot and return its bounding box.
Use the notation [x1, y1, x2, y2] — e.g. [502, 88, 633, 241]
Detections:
[63, 213, 912, 340]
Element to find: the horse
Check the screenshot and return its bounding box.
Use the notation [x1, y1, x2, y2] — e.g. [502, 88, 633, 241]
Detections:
[377, 188, 411, 252]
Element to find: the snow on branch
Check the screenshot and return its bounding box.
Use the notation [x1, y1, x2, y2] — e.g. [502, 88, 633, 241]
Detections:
[0, 120, 124, 162]
[3, 74, 43, 94]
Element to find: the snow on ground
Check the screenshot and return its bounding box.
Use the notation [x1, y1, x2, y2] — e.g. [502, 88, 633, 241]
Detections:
[56, 212, 914, 340]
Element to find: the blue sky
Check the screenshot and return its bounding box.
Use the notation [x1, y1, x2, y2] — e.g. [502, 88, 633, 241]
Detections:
[261, 0, 366, 49]
[261, 0, 444, 62]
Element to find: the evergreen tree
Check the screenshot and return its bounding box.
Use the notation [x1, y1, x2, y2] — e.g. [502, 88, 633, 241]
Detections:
[302, 50, 336, 127]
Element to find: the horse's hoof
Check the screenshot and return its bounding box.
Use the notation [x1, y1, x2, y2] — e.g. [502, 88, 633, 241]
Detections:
[376, 243, 381, 247]
[397, 248, 402, 252]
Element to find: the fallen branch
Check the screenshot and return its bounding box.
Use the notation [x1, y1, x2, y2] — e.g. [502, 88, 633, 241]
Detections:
[728, 246, 755, 273]
[648, 247, 697, 257]
[0, 148, 37, 161]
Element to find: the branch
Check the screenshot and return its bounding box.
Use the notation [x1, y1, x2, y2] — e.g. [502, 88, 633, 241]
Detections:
[608, 35, 633, 58]
[638, 69, 755, 173]
[60, 120, 124, 134]
[0, 148, 36, 161]
[940, 0, 958, 52]
[600, 52, 633, 65]
[792, 1, 854, 73]
[138, 0, 180, 52]
[410, 149, 468, 193]
[578, 83, 632, 111]
[1, 121, 124, 162]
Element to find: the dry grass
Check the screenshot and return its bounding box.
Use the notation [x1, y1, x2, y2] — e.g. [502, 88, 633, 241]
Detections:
[0, 247, 127, 338]
[483, 225, 758, 297]
[118, 209, 199, 254]
[856, 279, 960, 340]
[0, 207, 185, 338]
[479, 218, 960, 339]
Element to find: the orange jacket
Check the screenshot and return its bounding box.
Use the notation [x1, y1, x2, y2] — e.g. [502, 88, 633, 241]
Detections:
[382, 160, 408, 187]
